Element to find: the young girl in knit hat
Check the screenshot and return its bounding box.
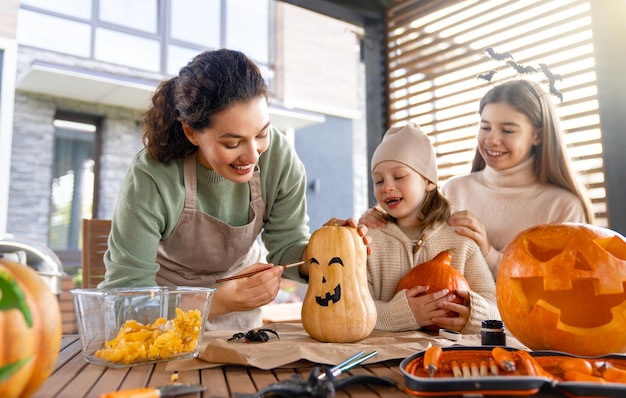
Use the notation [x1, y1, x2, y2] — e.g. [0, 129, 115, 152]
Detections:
[367, 123, 499, 334]
[361, 80, 593, 280]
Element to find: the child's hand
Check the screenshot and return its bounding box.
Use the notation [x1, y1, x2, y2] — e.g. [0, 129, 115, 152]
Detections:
[358, 206, 387, 229]
[404, 286, 452, 330]
[431, 289, 471, 332]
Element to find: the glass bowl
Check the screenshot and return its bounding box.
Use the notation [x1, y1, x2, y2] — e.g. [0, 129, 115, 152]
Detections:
[71, 286, 215, 368]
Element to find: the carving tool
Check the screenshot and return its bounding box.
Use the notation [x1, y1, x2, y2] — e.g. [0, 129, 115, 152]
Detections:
[451, 360, 463, 378]
[99, 383, 205, 398]
[489, 358, 499, 375]
[461, 362, 471, 378]
[470, 362, 480, 377]
[423, 345, 443, 378]
[216, 260, 306, 283]
[480, 360, 489, 376]
[492, 346, 516, 372]
[318, 350, 378, 380]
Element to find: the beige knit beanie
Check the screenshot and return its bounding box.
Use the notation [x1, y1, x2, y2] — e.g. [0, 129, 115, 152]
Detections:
[371, 123, 438, 183]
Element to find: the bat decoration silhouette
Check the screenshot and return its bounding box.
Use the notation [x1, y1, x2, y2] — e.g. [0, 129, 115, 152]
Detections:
[484, 47, 514, 61]
[548, 81, 564, 103]
[538, 63, 564, 102]
[479, 48, 565, 102]
[506, 60, 537, 74]
[538, 63, 563, 82]
[477, 70, 497, 82]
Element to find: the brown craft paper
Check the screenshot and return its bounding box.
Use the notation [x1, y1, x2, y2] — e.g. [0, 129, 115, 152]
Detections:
[167, 322, 528, 371]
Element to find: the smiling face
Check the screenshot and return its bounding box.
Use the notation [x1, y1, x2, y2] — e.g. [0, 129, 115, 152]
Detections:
[301, 225, 377, 343]
[308, 256, 343, 306]
[478, 102, 541, 171]
[372, 161, 435, 227]
[182, 96, 270, 183]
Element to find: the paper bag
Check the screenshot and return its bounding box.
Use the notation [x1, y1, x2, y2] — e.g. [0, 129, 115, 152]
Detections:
[168, 322, 528, 371]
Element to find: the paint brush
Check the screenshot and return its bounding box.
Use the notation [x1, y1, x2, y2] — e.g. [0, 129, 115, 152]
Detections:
[215, 260, 306, 283]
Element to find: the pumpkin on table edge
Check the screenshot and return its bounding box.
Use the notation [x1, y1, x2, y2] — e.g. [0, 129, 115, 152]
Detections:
[396, 250, 470, 332]
[496, 223, 626, 357]
[0, 259, 62, 398]
[301, 224, 377, 343]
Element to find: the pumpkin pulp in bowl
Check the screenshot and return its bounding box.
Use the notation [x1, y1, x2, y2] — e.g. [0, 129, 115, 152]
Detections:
[71, 286, 215, 367]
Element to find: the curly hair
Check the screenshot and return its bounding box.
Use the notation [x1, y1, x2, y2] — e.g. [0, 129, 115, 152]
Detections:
[471, 80, 594, 223]
[142, 49, 269, 163]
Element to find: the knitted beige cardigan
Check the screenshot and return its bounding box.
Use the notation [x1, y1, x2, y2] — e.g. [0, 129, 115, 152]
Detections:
[367, 221, 500, 334]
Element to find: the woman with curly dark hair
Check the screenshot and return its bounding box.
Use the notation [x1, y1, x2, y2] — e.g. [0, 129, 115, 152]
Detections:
[101, 49, 367, 330]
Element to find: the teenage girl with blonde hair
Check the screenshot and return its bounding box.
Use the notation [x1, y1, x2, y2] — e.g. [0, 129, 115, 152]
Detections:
[362, 80, 594, 279]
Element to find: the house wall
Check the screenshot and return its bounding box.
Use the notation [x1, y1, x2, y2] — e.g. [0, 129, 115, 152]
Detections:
[4, 3, 368, 265]
[278, 3, 368, 226]
[8, 47, 144, 244]
[0, 0, 17, 40]
[276, 3, 361, 118]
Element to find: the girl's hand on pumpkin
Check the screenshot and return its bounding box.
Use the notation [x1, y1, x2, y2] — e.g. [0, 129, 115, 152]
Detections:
[431, 290, 470, 332]
[404, 286, 452, 329]
[323, 217, 372, 255]
[208, 263, 283, 319]
[448, 210, 490, 257]
[358, 206, 387, 229]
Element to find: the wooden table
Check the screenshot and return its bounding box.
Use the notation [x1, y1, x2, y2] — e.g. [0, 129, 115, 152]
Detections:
[34, 335, 411, 398]
[35, 336, 568, 398]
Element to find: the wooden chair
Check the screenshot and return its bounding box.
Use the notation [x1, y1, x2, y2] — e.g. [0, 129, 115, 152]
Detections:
[81, 218, 111, 288]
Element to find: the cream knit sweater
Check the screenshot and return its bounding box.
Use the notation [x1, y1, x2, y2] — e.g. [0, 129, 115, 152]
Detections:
[441, 156, 586, 278]
[367, 221, 500, 334]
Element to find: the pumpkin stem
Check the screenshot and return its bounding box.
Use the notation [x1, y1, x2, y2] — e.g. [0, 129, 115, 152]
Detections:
[0, 270, 33, 327]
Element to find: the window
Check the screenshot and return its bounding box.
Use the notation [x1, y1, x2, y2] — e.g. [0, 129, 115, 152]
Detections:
[99, 0, 157, 33]
[170, 0, 220, 48]
[95, 28, 161, 71]
[49, 115, 99, 251]
[17, 9, 91, 57]
[17, 0, 272, 76]
[20, 0, 91, 19]
[386, 0, 607, 226]
[226, 0, 269, 63]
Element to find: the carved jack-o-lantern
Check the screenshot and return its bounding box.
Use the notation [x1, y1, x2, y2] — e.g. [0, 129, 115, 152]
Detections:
[497, 223, 626, 356]
[301, 224, 377, 343]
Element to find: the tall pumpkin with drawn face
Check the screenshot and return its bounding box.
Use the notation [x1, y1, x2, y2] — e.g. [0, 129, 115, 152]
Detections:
[301, 224, 377, 343]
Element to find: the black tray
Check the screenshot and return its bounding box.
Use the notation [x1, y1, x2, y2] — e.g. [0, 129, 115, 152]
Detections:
[400, 346, 550, 396]
[400, 346, 626, 397]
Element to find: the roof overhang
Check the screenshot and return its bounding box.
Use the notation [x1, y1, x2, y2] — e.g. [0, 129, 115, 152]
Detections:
[15, 61, 325, 131]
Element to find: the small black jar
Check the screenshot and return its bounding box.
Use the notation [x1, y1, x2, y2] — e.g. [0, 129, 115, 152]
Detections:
[481, 320, 506, 346]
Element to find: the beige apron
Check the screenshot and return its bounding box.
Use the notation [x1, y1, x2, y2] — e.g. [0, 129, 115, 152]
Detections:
[156, 155, 266, 330]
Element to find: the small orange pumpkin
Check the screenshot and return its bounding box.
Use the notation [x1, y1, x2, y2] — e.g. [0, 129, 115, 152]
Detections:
[301, 224, 376, 342]
[0, 259, 62, 397]
[397, 250, 470, 332]
[497, 223, 626, 356]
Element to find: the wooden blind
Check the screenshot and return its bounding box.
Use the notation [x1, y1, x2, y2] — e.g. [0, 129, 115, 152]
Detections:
[385, 0, 607, 226]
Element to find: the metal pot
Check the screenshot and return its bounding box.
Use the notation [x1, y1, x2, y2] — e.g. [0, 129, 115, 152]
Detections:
[0, 234, 65, 295]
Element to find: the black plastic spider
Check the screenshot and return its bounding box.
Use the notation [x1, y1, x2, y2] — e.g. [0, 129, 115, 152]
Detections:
[227, 328, 280, 343]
